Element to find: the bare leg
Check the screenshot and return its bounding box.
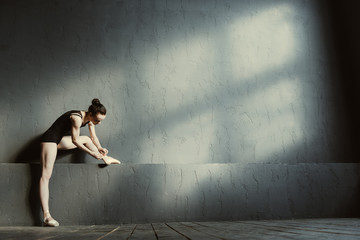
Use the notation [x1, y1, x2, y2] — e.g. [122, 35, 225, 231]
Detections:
[58, 136, 120, 164]
[58, 136, 97, 151]
[39, 137, 97, 227]
[39, 136, 119, 227]
[40, 142, 59, 226]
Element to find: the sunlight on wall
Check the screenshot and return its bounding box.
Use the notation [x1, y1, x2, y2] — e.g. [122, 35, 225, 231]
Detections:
[228, 4, 296, 79]
[238, 78, 304, 161]
[139, 3, 305, 164]
[146, 34, 214, 111]
[156, 110, 215, 163]
[140, 35, 215, 163]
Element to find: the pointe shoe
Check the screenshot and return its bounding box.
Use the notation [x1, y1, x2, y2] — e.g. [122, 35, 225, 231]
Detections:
[44, 216, 60, 227]
[103, 156, 121, 165]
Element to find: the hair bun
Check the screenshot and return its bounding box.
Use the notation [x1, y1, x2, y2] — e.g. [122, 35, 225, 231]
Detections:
[88, 98, 107, 115]
[92, 98, 101, 106]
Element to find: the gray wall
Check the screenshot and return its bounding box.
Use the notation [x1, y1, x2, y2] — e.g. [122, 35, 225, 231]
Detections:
[1, 163, 359, 225]
[1, 0, 356, 165]
[0, 0, 359, 225]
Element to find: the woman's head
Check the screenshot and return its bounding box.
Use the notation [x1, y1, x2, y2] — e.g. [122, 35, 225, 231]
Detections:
[88, 98, 106, 125]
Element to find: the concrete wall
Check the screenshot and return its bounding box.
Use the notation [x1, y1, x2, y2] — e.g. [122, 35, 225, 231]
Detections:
[0, 0, 359, 225]
[1, 0, 356, 165]
[1, 163, 359, 226]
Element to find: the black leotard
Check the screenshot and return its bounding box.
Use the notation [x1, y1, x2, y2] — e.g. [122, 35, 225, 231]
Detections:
[41, 110, 90, 144]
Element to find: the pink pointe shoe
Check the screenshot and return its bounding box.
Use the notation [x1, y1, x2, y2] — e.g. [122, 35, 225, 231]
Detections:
[102, 156, 121, 165]
[44, 216, 60, 227]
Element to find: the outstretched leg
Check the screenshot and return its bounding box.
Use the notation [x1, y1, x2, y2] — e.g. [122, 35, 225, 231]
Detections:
[40, 142, 59, 227]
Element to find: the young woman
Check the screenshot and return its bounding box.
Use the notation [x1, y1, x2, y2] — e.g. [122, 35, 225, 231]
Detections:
[40, 98, 120, 227]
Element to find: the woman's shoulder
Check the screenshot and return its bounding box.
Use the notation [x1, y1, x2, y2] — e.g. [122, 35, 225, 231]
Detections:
[68, 110, 84, 118]
[69, 113, 83, 127]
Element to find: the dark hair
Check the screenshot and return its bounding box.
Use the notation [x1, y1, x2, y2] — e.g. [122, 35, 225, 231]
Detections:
[88, 98, 106, 115]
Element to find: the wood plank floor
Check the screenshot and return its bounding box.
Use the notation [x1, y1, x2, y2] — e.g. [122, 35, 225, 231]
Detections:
[0, 219, 359, 240]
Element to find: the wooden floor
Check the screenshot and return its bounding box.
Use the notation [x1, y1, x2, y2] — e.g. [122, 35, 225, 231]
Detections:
[0, 219, 359, 240]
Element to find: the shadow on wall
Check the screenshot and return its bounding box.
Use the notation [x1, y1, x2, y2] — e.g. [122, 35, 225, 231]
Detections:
[325, 1, 360, 158]
[13, 135, 43, 225]
[27, 164, 42, 226]
[14, 135, 42, 164]
[14, 135, 87, 164]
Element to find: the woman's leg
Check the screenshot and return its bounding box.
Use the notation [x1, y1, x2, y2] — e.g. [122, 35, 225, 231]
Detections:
[39, 142, 59, 226]
[58, 136, 120, 164]
[57, 135, 98, 151]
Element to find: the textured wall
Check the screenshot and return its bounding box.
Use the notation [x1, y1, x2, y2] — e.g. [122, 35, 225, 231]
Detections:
[0, 0, 355, 164]
[1, 0, 360, 226]
[1, 163, 359, 226]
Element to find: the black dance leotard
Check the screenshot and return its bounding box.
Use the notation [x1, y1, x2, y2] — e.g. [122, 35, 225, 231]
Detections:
[41, 110, 90, 144]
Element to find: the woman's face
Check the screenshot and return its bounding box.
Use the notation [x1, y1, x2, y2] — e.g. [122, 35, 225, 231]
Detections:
[91, 113, 106, 125]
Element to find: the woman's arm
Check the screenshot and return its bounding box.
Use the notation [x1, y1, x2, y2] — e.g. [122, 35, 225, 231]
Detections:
[88, 122, 108, 155]
[71, 116, 102, 159]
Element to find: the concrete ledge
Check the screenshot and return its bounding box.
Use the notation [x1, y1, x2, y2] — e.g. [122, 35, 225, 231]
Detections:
[0, 163, 359, 226]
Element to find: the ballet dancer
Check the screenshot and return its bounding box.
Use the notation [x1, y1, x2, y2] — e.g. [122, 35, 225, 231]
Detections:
[40, 98, 120, 226]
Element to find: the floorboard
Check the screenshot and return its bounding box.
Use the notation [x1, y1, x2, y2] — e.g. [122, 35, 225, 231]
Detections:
[0, 219, 359, 240]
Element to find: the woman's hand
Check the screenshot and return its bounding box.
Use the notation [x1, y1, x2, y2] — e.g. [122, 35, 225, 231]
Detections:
[91, 151, 103, 160]
[98, 147, 108, 156]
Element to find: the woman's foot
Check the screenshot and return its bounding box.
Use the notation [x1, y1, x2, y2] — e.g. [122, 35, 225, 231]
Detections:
[102, 156, 121, 165]
[44, 216, 60, 227]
